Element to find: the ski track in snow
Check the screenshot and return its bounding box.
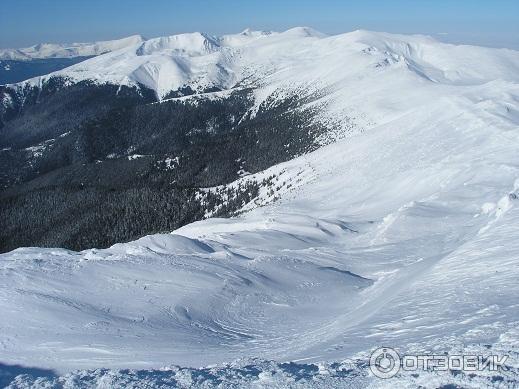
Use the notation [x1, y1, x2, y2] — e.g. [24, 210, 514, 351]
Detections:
[1, 28, 519, 387]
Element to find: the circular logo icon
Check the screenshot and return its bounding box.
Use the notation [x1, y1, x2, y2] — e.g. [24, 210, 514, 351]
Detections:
[369, 347, 401, 379]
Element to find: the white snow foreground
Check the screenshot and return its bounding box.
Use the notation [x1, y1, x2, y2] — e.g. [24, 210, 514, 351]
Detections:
[0, 35, 145, 61]
[1, 29, 519, 387]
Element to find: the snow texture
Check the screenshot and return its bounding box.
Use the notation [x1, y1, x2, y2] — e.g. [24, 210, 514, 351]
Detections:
[1, 28, 519, 387]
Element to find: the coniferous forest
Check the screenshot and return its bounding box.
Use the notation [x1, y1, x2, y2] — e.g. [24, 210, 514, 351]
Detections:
[0, 77, 326, 252]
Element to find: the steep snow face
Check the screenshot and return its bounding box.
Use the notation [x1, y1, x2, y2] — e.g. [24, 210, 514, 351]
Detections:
[135, 33, 220, 56]
[1, 30, 519, 386]
[0, 35, 145, 60]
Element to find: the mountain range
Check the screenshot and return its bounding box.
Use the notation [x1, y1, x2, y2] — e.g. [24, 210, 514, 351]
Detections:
[0, 28, 519, 387]
[0, 35, 145, 84]
[0, 35, 145, 60]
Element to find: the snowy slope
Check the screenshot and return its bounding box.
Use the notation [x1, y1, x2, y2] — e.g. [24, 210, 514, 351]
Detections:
[0, 35, 145, 60]
[1, 29, 519, 387]
[9, 28, 517, 93]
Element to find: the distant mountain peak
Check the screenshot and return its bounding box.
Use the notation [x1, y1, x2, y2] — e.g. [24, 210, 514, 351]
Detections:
[239, 28, 273, 36]
[282, 26, 327, 38]
[0, 35, 146, 60]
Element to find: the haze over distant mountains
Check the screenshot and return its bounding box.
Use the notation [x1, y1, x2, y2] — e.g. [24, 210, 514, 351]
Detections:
[0, 35, 145, 84]
[0, 35, 145, 60]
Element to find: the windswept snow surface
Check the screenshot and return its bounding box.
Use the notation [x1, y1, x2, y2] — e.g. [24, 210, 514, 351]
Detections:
[0, 35, 145, 60]
[1, 29, 519, 387]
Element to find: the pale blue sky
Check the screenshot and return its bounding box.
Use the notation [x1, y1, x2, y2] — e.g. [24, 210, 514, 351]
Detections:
[1, 0, 518, 49]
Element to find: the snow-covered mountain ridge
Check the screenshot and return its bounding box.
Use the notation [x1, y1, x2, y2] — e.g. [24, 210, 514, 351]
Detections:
[11, 27, 519, 101]
[0, 35, 145, 60]
[1, 29, 519, 387]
